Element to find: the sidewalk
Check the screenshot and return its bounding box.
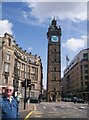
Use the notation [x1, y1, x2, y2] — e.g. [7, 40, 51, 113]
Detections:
[19, 101, 34, 118]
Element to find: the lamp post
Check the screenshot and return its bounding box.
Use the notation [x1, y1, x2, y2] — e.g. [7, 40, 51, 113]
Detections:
[24, 55, 29, 110]
[13, 60, 19, 97]
[61, 86, 63, 98]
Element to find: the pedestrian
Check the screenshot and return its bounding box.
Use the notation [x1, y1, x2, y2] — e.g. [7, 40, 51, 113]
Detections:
[0, 85, 19, 119]
[15, 92, 20, 104]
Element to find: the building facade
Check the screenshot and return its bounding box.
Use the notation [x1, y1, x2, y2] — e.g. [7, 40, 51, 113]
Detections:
[0, 33, 43, 99]
[62, 48, 89, 100]
[46, 18, 61, 102]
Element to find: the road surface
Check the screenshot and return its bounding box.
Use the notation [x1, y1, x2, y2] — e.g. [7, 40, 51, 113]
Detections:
[30, 101, 88, 118]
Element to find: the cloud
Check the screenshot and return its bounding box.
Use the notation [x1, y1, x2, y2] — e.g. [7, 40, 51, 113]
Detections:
[28, 47, 32, 51]
[0, 20, 13, 37]
[62, 35, 87, 52]
[23, 2, 87, 23]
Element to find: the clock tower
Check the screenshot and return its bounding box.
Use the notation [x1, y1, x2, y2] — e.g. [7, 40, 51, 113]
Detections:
[47, 18, 61, 102]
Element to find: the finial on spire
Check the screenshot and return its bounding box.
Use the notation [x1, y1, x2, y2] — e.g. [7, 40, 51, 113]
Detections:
[51, 16, 57, 26]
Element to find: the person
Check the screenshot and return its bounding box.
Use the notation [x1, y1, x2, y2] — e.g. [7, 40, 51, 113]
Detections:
[15, 92, 20, 104]
[0, 85, 19, 119]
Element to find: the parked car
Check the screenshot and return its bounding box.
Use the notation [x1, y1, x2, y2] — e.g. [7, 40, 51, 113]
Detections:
[76, 98, 85, 103]
[61, 98, 72, 102]
[73, 97, 85, 103]
[29, 97, 41, 103]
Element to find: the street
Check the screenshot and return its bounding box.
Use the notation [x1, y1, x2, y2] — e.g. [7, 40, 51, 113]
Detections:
[29, 102, 88, 118]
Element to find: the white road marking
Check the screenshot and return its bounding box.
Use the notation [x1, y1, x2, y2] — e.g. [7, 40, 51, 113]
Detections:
[53, 107, 56, 111]
[80, 106, 85, 109]
[62, 116, 66, 118]
[43, 106, 46, 109]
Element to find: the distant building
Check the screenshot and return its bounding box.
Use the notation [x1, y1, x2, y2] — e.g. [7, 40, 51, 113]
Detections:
[61, 48, 89, 100]
[0, 33, 43, 99]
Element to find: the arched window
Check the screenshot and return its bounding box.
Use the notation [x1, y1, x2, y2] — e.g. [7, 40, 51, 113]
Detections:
[8, 38, 11, 46]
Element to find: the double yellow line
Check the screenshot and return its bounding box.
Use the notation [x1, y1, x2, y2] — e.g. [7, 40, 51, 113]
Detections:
[24, 105, 35, 120]
[24, 111, 33, 120]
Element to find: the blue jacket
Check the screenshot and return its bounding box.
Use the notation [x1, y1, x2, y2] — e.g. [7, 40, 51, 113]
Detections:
[0, 95, 19, 119]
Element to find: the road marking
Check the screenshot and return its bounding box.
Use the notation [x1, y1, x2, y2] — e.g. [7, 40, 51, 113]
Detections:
[43, 106, 46, 109]
[49, 112, 57, 114]
[24, 111, 33, 120]
[34, 115, 42, 118]
[34, 104, 37, 111]
[53, 108, 56, 111]
[80, 106, 85, 109]
[34, 112, 43, 115]
[62, 116, 66, 118]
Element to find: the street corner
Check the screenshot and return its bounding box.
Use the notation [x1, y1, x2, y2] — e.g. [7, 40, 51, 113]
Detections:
[19, 105, 34, 120]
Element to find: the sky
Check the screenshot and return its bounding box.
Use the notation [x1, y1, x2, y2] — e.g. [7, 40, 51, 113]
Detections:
[0, 1, 88, 89]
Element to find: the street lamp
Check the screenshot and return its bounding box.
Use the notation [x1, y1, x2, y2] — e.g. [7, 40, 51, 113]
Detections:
[24, 55, 29, 110]
[61, 86, 63, 98]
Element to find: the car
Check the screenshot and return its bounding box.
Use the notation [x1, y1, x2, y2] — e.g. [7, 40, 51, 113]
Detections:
[73, 97, 85, 103]
[76, 98, 85, 103]
[29, 97, 41, 103]
[61, 97, 72, 102]
[65, 98, 72, 102]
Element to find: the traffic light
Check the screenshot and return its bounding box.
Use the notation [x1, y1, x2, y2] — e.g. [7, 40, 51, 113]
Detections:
[27, 79, 31, 87]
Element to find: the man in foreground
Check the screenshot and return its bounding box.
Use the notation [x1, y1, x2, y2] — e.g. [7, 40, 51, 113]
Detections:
[0, 85, 19, 119]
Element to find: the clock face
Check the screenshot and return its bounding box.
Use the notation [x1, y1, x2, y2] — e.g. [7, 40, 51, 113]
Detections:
[51, 35, 58, 42]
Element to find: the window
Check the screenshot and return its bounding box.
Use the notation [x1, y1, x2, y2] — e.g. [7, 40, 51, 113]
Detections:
[31, 84, 35, 90]
[31, 67, 36, 73]
[8, 38, 11, 46]
[84, 64, 88, 68]
[54, 58, 56, 62]
[85, 81, 88, 86]
[6, 53, 10, 61]
[81, 76, 83, 80]
[81, 70, 83, 75]
[80, 65, 82, 69]
[30, 59, 35, 64]
[83, 53, 88, 61]
[31, 73, 36, 81]
[83, 53, 88, 58]
[22, 63, 24, 69]
[85, 70, 88, 74]
[54, 67, 56, 72]
[85, 75, 88, 80]
[52, 73, 56, 80]
[81, 82, 83, 88]
[30, 92, 35, 97]
[4, 63, 10, 72]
